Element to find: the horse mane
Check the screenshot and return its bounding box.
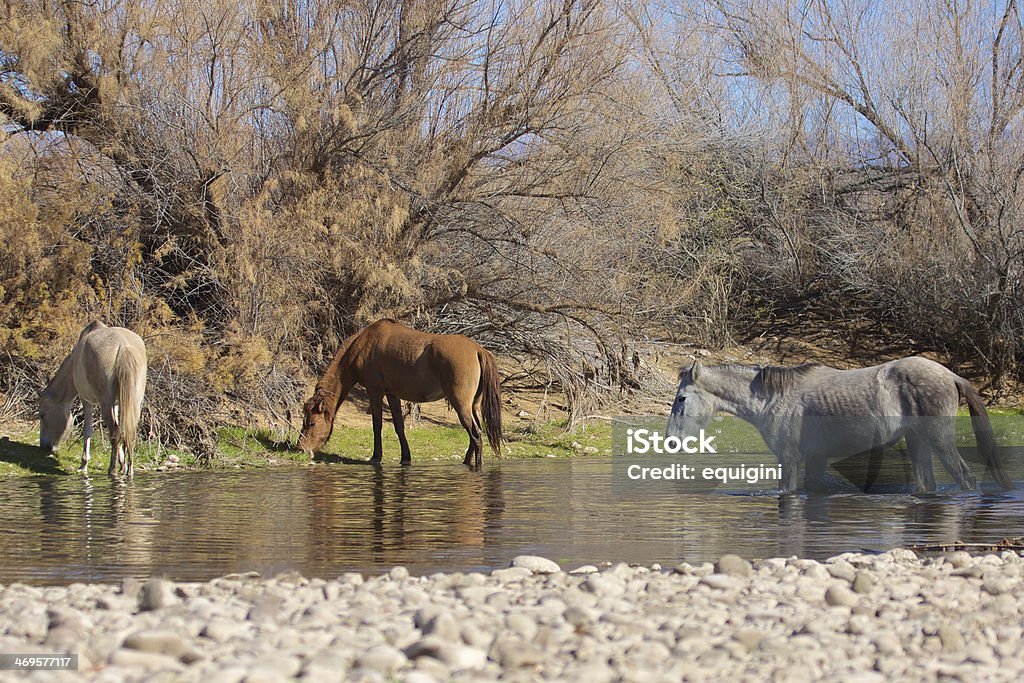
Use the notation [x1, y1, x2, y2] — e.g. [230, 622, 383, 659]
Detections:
[756, 363, 823, 395]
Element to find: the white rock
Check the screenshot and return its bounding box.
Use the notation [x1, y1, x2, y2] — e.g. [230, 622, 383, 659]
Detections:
[510, 555, 561, 574]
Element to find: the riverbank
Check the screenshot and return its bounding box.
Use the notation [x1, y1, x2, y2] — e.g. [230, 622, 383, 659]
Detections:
[0, 414, 614, 477]
[2, 549, 1022, 681]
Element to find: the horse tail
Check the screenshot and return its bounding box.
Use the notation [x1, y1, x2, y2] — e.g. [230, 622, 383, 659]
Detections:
[478, 349, 503, 457]
[956, 376, 1015, 490]
[115, 346, 145, 461]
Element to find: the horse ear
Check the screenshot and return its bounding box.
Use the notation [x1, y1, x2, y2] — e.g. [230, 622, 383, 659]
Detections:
[690, 360, 702, 383]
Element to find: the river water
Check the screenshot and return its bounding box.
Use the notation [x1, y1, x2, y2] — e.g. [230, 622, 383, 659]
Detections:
[1, 458, 1023, 585]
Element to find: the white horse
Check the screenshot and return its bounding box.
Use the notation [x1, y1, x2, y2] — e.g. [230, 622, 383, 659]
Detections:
[39, 321, 147, 476]
[666, 357, 1014, 494]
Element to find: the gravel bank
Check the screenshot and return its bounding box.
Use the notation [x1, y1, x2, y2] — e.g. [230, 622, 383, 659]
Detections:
[2, 549, 1022, 682]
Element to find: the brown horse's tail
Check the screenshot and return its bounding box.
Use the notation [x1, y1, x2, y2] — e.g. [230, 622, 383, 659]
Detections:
[956, 376, 1015, 490]
[115, 346, 145, 463]
[478, 350, 503, 457]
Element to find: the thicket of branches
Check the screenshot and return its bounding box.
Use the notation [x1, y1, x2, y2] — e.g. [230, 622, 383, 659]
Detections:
[3, 0, 1024, 443]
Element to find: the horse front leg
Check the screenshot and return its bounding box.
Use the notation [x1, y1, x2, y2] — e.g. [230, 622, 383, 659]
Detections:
[804, 451, 828, 494]
[80, 402, 94, 473]
[778, 450, 804, 494]
[368, 390, 384, 465]
[386, 394, 412, 465]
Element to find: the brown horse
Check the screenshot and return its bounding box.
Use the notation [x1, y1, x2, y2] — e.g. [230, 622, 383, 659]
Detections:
[297, 319, 503, 467]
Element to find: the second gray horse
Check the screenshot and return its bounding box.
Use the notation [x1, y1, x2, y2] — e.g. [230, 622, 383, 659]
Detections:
[666, 357, 1014, 494]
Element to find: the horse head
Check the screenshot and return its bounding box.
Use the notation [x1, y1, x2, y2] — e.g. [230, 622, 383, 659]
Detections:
[666, 359, 716, 439]
[297, 390, 335, 456]
[38, 390, 72, 454]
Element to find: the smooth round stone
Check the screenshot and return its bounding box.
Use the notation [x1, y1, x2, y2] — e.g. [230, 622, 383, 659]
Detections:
[490, 567, 532, 582]
[826, 562, 857, 582]
[944, 551, 973, 569]
[404, 637, 487, 671]
[825, 584, 859, 608]
[851, 572, 876, 594]
[511, 555, 562, 575]
[569, 565, 600, 575]
[355, 644, 407, 673]
[341, 572, 365, 586]
[122, 629, 199, 663]
[583, 575, 626, 598]
[138, 578, 177, 611]
[505, 612, 538, 640]
[404, 672, 439, 683]
[490, 636, 543, 668]
[715, 555, 752, 578]
[421, 612, 460, 641]
[699, 574, 739, 591]
[883, 548, 919, 563]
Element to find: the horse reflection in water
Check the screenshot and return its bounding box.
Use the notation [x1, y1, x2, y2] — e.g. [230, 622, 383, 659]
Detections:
[306, 465, 505, 571]
[33, 476, 156, 580]
[39, 321, 147, 477]
[775, 492, 991, 558]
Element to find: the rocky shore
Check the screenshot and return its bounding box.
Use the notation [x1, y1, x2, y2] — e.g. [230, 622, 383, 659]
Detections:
[2, 549, 1023, 682]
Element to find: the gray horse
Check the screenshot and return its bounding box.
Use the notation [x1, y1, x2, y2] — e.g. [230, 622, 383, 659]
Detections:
[40, 321, 147, 476]
[666, 357, 1014, 494]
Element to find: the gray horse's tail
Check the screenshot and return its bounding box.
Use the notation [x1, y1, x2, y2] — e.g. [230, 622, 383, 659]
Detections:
[478, 350, 503, 457]
[115, 347, 145, 465]
[956, 377, 1015, 490]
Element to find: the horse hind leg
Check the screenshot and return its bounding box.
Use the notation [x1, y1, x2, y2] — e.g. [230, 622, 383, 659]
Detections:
[908, 427, 976, 492]
[472, 391, 485, 468]
[102, 404, 121, 476]
[905, 436, 940, 493]
[941, 446, 977, 491]
[929, 440, 976, 492]
[454, 402, 482, 468]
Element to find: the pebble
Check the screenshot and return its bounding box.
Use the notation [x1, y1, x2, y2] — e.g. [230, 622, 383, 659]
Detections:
[138, 578, 176, 611]
[0, 550, 1019, 681]
[121, 630, 200, 664]
[511, 555, 562, 574]
[851, 571, 876, 594]
[700, 574, 739, 591]
[355, 644, 407, 673]
[824, 584, 859, 608]
[583, 574, 625, 597]
[715, 555, 753, 578]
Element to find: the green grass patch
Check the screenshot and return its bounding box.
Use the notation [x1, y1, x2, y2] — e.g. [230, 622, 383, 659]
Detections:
[312, 418, 613, 463]
[4, 406, 1022, 477]
[0, 418, 615, 476]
